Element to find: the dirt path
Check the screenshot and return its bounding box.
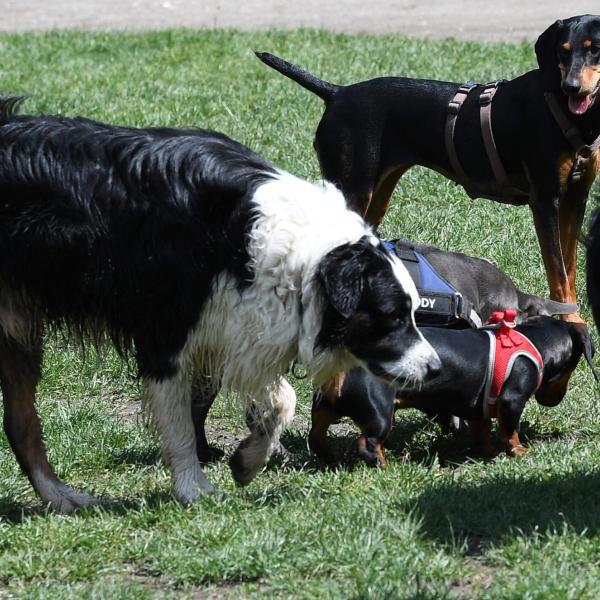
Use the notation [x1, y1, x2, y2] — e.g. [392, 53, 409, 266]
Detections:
[1, 0, 597, 41]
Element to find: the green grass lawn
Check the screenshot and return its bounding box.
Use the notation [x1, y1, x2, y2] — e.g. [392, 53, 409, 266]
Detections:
[0, 29, 599, 599]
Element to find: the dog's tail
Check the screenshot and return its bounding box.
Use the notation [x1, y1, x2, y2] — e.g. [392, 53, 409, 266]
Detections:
[255, 52, 339, 101]
[587, 207, 600, 331]
[0, 95, 26, 123]
[517, 292, 579, 319]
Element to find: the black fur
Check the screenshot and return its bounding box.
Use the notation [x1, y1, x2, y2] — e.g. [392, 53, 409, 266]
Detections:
[0, 97, 276, 379]
[256, 14, 600, 308]
[319, 318, 593, 467]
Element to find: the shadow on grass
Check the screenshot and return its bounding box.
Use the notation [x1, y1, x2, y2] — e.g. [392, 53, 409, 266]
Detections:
[409, 469, 600, 543]
[0, 489, 179, 524]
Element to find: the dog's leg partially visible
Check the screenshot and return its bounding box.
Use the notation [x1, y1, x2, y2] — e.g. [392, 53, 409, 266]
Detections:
[558, 156, 597, 317]
[530, 188, 571, 305]
[364, 165, 411, 228]
[229, 377, 296, 486]
[0, 339, 99, 512]
[191, 374, 224, 463]
[145, 373, 217, 504]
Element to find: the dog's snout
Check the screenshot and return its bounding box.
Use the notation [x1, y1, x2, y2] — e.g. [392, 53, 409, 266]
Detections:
[562, 77, 582, 96]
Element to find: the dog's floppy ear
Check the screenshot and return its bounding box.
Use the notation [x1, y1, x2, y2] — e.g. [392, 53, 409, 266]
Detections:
[571, 323, 599, 382]
[524, 297, 579, 318]
[535, 19, 563, 90]
[317, 240, 369, 319]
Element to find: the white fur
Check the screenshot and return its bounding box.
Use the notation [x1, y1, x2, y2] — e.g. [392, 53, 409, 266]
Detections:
[143, 170, 430, 498]
[381, 337, 442, 388]
[183, 172, 375, 393]
[144, 373, 216, 503]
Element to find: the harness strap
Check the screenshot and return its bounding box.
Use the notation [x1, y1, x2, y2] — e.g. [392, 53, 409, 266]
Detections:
[445, 83, 477, 183]
[445, 80, 526, 202]
[544, 91, 600, 184]
[481, 315, 544, 419]
[387, 239, 483, 328]
[479, 82, 512, 199]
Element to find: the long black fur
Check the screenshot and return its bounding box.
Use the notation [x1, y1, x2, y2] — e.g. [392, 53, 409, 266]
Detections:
[0, 97, 276, 379]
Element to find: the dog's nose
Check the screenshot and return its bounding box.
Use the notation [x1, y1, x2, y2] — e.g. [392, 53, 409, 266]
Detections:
[562, 78, 581, 95]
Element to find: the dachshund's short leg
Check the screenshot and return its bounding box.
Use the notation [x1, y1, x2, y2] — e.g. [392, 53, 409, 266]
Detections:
[229, 377, 296, 486]
[0, 339, 99, 512]
[308, 391, 341, 463]
[497, 359, 534, 457]
[467, 419, 496, 458]
[497, 405, 527, 457]
[357, 434, 389, 469]
[191, 374, 224, 463]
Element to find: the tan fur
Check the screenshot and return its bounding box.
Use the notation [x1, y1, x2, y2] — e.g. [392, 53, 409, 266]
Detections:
[580, 66, 600, 94]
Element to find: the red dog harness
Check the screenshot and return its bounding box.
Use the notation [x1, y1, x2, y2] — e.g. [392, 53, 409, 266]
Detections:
[481, 310, 544, 419]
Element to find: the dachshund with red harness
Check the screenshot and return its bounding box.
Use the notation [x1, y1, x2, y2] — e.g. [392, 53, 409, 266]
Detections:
[318, 312, 595, 468]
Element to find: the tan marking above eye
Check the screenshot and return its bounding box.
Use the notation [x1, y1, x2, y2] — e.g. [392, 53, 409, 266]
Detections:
[563, 42, 572, 51]
[584, 40, 592, 49]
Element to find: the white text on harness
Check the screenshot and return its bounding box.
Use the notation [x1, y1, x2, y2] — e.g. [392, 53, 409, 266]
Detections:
[420, 297, 437, 309]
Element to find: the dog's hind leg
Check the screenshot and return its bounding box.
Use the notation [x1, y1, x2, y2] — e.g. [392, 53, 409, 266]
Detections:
[0, 338, 99, 512]
[229, 377, 296, 486]
[191, 374, 224, 463]
[364, 165, 411, 229]
[145, 372, 217, 504]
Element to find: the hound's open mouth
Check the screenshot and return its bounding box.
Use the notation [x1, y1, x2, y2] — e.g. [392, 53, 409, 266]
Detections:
[567, 82, 600, 115]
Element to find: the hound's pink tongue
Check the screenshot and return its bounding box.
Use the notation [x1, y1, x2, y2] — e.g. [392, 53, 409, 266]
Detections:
[568, 94, 592, 115]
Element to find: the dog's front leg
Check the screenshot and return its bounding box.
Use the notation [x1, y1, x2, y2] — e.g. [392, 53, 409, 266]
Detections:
[145, 373, 217, 504]
[559, 172, 596, 312]
[467, 418, 496, 458]
[229, 377, 296, 486]
[497, 402, 527, 458]
[529, 189, 571, 304]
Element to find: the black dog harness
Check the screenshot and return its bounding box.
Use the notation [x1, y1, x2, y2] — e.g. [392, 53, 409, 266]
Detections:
[446, 82, 600, 201]
[385, 240, 482, 328]
[544, 91, 600, 184]
[445, 80, 529, 203]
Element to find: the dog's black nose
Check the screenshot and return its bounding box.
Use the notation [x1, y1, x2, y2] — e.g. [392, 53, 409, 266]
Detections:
[562, 78, 581, 95]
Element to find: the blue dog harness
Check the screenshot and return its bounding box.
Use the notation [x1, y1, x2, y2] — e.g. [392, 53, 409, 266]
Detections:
[384, 240, 482, 328]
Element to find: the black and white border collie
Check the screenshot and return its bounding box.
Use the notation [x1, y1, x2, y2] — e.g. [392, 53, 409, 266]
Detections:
[0, 97, 439, 512]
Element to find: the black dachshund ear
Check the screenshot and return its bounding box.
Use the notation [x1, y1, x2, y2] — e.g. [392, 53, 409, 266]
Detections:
[572, 323, 599, 383]
[317, 241, 369, 319]
[535, 19, 563, 90]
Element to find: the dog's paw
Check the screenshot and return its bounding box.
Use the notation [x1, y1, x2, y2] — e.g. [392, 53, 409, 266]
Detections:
[45, 484, 100, 513]
[508, 445, 529, 458]
[229, 447, 262, 486]
[172, 463, 220, 505]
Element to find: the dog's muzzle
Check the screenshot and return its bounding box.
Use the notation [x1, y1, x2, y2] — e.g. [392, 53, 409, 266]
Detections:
[369, 338, 441, 385]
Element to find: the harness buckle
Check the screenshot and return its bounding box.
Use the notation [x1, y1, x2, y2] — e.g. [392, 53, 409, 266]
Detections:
[447, 100, 462, 115]
[479, 90, 495, 105]
[479, 80, 506, 105]
[458, 82, 478, 94]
